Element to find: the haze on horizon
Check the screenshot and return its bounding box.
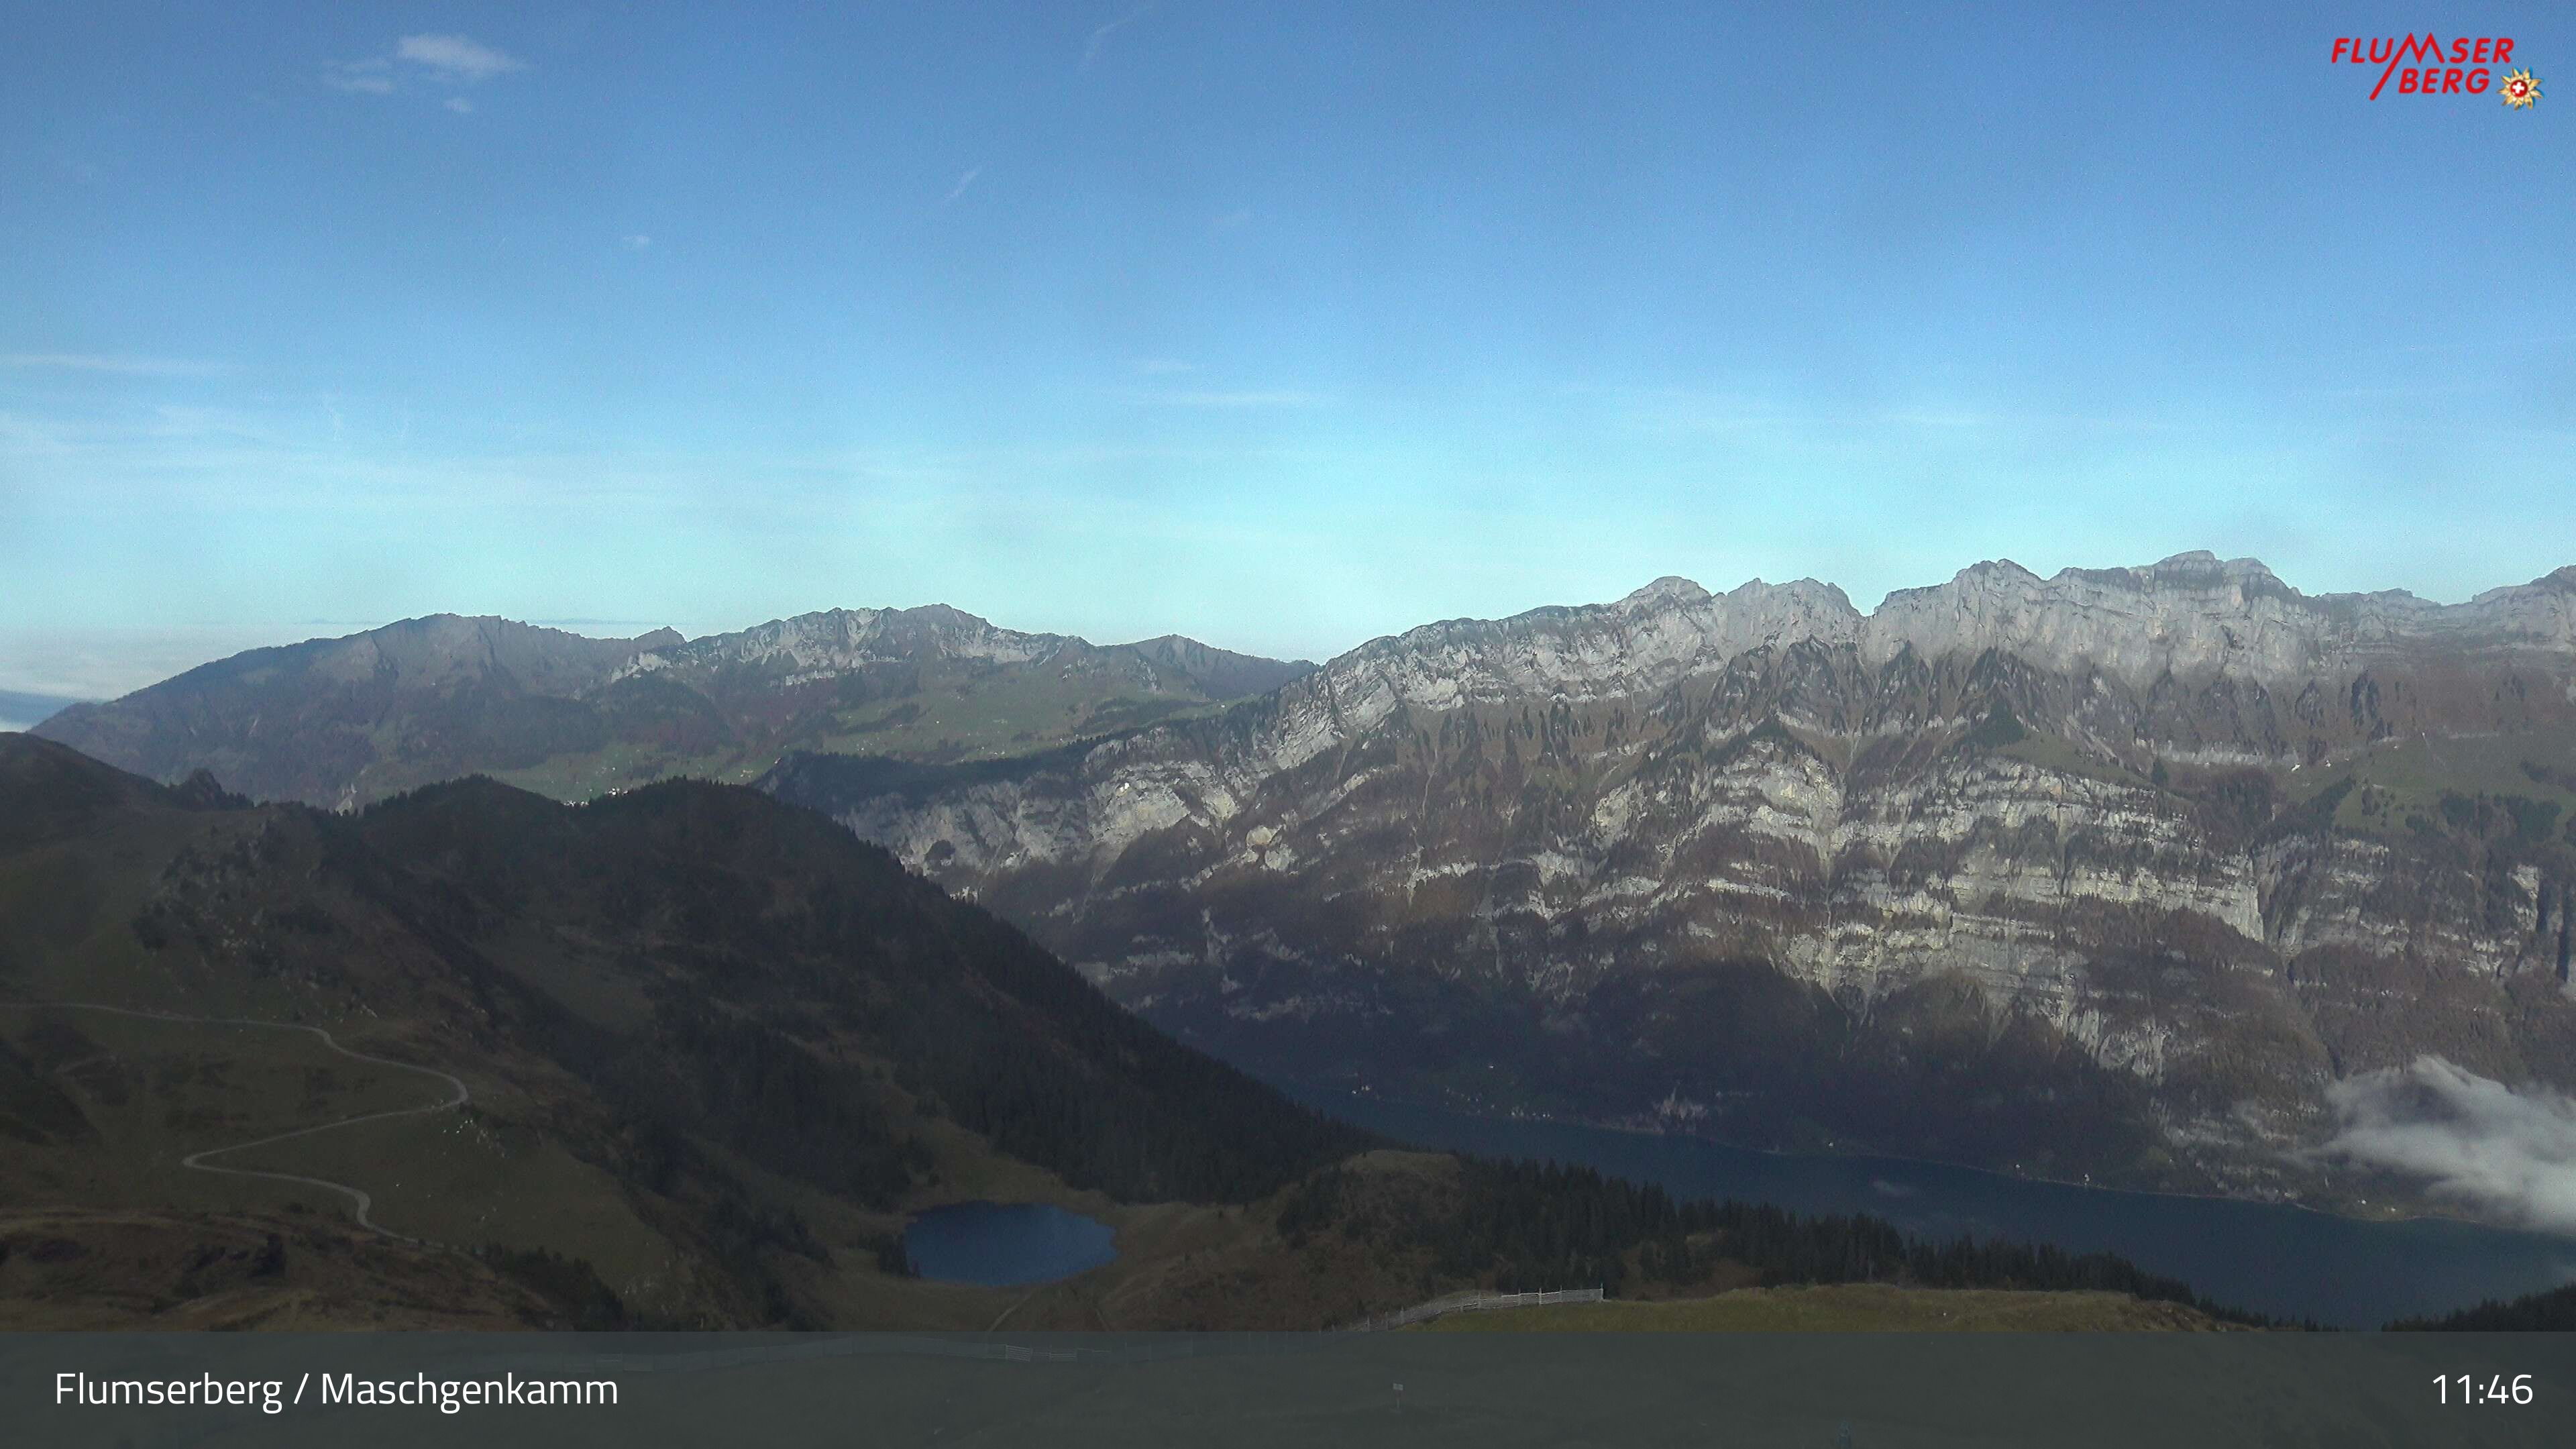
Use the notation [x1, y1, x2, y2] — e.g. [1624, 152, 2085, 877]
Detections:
[5, 2, 2572, 694]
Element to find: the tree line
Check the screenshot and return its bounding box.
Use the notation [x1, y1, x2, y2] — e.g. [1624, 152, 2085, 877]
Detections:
[1282, 1157, 2300, 1328]
[2388, 1281, 2576, 1332]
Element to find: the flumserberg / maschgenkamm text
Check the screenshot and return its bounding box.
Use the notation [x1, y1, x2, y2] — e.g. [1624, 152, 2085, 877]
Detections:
[55, 1371, 619, 1415]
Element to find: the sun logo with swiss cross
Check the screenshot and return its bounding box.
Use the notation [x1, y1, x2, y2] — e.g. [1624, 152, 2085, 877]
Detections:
[2501, 68, 2541, 107]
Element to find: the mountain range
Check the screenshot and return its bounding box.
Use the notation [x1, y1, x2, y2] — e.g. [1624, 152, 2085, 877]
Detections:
[760, 554, 2576, 1211]
[24, 553, 2576, 1220]
[31, 608, 1313, 810]
[0, 735, 2241, 1330]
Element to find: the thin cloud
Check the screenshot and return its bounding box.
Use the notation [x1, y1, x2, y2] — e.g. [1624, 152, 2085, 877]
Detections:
[323, 58, 395, 95]
[0, 354, 227, 378]
[328, 35, 525, 100]
[0, 410, 76, 455]
[943, 167, 983, 205]
[1133, 358, 1198, 375]
[396, 34, 526, 83]
[1568, 382, 2171, 440]
[1211, 206, 1252, 233]
[1131, 389, 1328, 409]
[2316, 1057, 2576, 1234]
[1082, 6, 1151, 68]
[621, 234, 653, 251]
[1881, 409, 1996, 430]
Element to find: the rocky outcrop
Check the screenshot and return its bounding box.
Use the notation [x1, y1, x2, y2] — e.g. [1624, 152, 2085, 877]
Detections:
[765, 555, 2576, 1205]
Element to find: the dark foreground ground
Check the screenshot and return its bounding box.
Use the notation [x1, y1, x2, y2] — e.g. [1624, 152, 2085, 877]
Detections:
[5, 1329, 2573, 1448]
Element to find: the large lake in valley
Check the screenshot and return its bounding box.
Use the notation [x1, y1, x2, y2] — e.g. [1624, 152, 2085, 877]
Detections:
[1287, 1087, 2576, 1329]
[902, 1201, 1119, 1287]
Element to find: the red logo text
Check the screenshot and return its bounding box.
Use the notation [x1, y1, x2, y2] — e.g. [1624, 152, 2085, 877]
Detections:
[2331, 34, 2516, 99]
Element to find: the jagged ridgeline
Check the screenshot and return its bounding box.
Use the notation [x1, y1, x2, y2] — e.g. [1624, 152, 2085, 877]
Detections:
[760, 554, 2576, 1209]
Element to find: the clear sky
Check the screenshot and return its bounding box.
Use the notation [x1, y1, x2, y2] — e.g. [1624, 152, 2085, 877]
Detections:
[3, 1, 2571, 694]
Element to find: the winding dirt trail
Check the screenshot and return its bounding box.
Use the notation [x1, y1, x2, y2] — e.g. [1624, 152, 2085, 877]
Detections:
[0, 1001, 469, 1242]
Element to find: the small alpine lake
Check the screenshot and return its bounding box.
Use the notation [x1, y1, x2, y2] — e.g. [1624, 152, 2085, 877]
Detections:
[901, 1201, 1119, 1287]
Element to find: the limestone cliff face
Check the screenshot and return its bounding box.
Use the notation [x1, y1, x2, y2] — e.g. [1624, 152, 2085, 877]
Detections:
[765, 555, 2576, 1203]
[1868, 554, 2576, 682]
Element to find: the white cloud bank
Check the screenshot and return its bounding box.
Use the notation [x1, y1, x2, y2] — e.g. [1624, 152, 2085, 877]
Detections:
[325, 34, 524, 103]
[2320, 1057, 2576, 1234]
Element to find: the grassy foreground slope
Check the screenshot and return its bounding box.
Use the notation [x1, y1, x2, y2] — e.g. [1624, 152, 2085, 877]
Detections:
[0, 1210, 583, 1330]
[0, 732, 1369, 1326]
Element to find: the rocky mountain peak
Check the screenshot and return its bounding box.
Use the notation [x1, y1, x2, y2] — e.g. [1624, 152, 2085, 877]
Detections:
[669, 604, 1069, 674]
[1118, 635, 1319, 699]
[2481, 565, 2576, 601]
[1617, 576, 1714, 610]
[2137, 551, 2289, 596]
[1711, 576, 1865, 640]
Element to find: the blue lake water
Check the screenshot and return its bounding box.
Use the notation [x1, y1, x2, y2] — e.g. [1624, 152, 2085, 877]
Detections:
[1287, 1086, 2576, 1330]
[902, 1201, 1118, 1287]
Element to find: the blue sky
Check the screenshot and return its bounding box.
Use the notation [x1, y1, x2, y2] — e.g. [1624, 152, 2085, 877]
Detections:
[3, 1, 2571, 692]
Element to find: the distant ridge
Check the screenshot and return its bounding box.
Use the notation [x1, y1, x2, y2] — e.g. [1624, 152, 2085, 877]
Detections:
[33, 606, 1315, 808]
[29, 553, 2575, 810]
[0, 688, 89, 733]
